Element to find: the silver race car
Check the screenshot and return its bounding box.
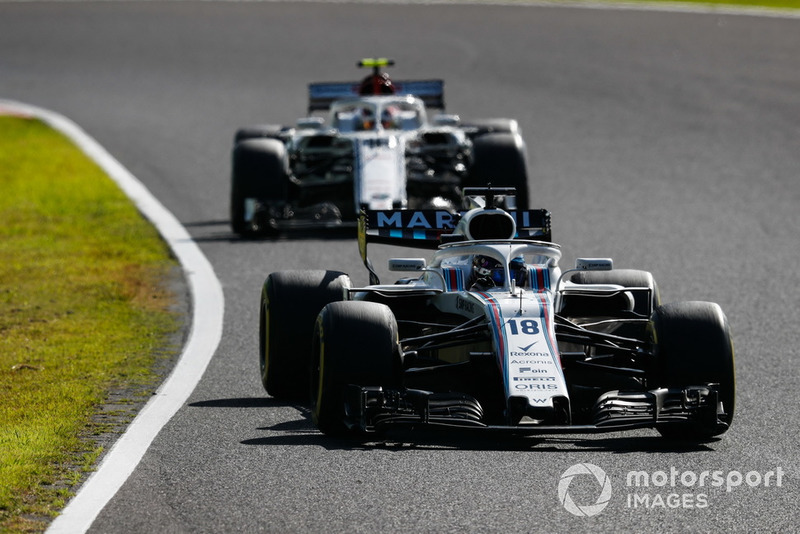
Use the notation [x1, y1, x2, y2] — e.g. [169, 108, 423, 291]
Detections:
[259, 188, 735, 442]
[231, 59, 529, 235]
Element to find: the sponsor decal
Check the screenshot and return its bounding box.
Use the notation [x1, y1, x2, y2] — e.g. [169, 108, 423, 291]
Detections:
[374, 210, 456, 230]
[456, 296, 475, 314]
[360, 137, 392, 148]
[390, 260, 423, 270]
[512, 376, 556, 382]
[514, 383, 558, 390]
[371, 209, 545, 231]
[509, 352, 552, 358]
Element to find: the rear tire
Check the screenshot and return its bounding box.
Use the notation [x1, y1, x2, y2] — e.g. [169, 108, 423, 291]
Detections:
[231, 138, 289, 235]
[311, 301, 401, 437]
[464, 118, 521, 136]
[234, 124, 284, 143]
[260, 270, 350, 400]
[651, 301, 735, 439]
[467, 133, 529, 210]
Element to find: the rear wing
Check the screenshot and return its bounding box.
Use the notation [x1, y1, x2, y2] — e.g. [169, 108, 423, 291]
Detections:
[357, 207, 551, 285]
[359, 209, 551, 250]
[308, 80, 445, 112]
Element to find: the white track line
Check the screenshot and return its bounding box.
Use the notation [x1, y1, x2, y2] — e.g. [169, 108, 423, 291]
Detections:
[0, 100, 225, 534]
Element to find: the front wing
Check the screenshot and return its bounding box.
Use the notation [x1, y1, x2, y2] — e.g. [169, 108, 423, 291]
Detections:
[343, 385, 728, 436]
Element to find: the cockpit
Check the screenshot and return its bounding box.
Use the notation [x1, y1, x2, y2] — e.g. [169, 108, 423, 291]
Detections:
[432, 243, 562, 293]
[329, 97, 426, 132]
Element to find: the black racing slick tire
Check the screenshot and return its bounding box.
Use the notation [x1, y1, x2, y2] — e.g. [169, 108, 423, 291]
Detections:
[259, 270, 351, 400]
[311, 301, 401, 437]
[230, 138, 289, 235]
[466, 133, 530, 210]
[464, 118, 521, 137]
[651, 301, 736, 440]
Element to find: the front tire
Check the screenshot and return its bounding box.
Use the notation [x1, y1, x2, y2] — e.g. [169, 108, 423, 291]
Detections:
[651, 301, 735, 439]
[311, 301, 401, 437]
[260, 270, 350, 400]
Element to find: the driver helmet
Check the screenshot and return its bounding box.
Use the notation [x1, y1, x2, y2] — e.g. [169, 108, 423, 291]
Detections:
[381, 106, 399, 129]
[472, 255, 504, 288]
[358, 73, 395, 95]
[509, 256, 528, 286]
[359, 108, 375, 130]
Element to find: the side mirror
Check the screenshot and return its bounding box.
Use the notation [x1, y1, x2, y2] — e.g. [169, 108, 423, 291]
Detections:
[432, 114, 461, 127]
[574, 258, 613, 271]
[296, 117, 325, 129]
[389, 258, 426, 272]
[554, 258, 614, 312]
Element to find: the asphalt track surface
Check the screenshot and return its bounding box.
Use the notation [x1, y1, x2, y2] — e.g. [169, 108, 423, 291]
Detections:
[2, 2, 799, 532]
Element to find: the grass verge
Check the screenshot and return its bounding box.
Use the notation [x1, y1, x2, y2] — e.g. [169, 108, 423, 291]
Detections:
[554, 0, 800, 10]
[0, 115, 183, 533]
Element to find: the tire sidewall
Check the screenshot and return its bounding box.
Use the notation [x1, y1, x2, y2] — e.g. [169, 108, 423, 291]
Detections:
[311, 301, 400, 436]
[651, 301, 736, 437]
[231, 138, 289, 234]
[260, 270, 350, 400]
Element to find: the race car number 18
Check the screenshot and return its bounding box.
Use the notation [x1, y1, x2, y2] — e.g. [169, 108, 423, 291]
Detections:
[507, 319, 540, 335]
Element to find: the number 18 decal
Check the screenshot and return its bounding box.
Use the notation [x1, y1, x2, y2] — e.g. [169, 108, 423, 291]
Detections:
[507, 319, 540, 335]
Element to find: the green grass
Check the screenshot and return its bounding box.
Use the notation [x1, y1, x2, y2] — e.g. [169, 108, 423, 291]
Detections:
[645, 0, 800, 8]
[570, 0, 800, 9]
[0, 116, 181, 533]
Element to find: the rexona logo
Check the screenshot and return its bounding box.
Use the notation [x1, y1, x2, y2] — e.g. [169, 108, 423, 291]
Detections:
[558, 463, 612, 517]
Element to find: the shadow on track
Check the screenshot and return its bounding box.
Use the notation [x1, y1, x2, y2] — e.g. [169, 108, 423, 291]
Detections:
[187, 392, 721, 453]
[240, 425, 718, 453]
[189, 397, 282, 409]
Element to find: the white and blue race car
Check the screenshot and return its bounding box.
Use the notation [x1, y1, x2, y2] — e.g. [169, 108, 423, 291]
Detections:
[231, 59, 529, 235]
[259, 188, 735, 441]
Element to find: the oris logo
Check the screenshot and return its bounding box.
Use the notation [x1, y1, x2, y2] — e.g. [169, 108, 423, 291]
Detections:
[514, 383, 558, 390]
